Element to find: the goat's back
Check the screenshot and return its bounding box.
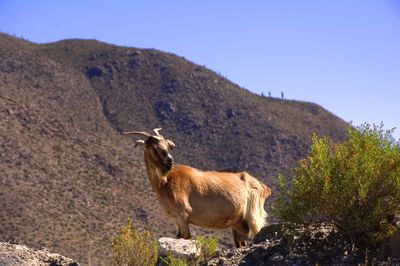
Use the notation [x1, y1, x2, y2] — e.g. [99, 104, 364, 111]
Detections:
[165, 165, 267, 230]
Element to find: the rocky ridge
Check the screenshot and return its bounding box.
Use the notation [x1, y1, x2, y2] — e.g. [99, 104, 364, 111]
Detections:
[0, 242, 79, 266]
[206, 223, 400, 266]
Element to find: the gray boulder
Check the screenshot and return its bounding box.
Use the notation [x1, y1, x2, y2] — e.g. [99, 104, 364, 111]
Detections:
[0, 242, 79, 266]
[158, 237, 200, 260]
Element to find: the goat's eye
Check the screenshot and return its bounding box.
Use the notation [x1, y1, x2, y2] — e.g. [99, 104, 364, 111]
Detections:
[160, 150, 167, 157]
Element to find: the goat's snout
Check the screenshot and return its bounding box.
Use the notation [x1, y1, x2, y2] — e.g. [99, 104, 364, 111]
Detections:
[166, 154, 174, 165]
[163, 154, 174, 171]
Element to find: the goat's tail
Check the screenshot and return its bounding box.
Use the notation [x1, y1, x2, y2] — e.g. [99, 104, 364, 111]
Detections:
[245, 182, 271, 237]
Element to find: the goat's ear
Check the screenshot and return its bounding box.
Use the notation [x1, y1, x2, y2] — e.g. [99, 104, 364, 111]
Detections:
[166, 139, 176, 150]
[134, 140, 145, 148]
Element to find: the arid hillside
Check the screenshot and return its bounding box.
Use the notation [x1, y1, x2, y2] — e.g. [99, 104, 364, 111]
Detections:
[0, 33, 348, 264]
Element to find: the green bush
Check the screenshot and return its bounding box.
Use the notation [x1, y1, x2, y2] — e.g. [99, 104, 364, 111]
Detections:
[111, 219, 158, 266]
[195, 236, 218, 262]
[273, 124, 400, 244]
[161, 252, 188, 266]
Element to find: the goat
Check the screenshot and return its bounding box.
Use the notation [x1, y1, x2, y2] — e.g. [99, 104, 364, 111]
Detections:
[122, 128, 271, 247]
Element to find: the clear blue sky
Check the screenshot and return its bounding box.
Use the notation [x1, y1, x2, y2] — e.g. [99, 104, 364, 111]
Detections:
[1, 0, 399, 139]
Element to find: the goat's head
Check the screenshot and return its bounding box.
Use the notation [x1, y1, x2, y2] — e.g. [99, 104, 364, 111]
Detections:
[122, 128, 175, 172]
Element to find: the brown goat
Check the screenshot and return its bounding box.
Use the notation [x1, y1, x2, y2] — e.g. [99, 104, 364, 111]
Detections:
[123, 128, 271, 247]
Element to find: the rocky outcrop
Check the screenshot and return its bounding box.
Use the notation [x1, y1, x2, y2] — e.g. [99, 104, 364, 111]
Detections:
[206, 223, 400, 266]
[0, 242, 79, 266]
[158, 237, 200, 260]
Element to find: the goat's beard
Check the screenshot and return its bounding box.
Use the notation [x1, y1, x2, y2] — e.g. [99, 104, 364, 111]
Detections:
[162, 162, 173, 172]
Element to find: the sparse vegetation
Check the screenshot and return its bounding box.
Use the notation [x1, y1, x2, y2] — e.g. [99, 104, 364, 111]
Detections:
[274, 124, 400, 245]
[111, 219, 158, 266]
[195, 236, 218, 262]
[110, 219, 218, 266]
[161, 252, 189, 266]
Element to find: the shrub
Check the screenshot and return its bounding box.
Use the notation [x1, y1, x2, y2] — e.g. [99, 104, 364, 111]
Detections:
[110, 219, 158, 266]
[273, 124, 400, 244]
[195, 236, 218, 262]
[161, 252, 188, 266]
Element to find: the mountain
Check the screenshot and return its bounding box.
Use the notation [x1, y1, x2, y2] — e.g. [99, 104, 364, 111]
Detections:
[0, 33, 348, 264]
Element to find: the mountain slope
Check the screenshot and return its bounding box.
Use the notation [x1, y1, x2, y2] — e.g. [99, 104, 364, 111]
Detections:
[0, 33, 348, 264]
[41, 37, 347, 181]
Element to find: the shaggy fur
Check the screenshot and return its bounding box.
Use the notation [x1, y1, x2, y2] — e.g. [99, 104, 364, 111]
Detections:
[125, 130, 271, 247]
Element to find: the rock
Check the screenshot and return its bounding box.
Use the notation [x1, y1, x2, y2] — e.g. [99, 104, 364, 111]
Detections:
[85, 66, 102, 78]
[154, 101, 175, 120]
[206, 223, 400, 266]
[158, 237, 200, 260]
[6, 108, 16, 115]
[0, 242, 79, 266]
[161, 80, 180, 94]
[269, 254, 284, 262]
[380, 230, 400, 257]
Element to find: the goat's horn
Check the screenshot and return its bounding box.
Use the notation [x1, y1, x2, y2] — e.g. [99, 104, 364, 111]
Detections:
[152, 128, 162, 136]
[134, 140, 145, 148]
[121, 131, 151, 138]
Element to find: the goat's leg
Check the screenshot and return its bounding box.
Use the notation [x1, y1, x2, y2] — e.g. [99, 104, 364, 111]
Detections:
[232, 228, 241, 248]
[176, 215, 191, 239]
[176, 207, 191, 239]
[176, 227, 190, 239]
[231, 228, 247, 248]
[176, 221, 191, 239]
[232, 220, 250, 247]
[174, 202, 192, 239]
